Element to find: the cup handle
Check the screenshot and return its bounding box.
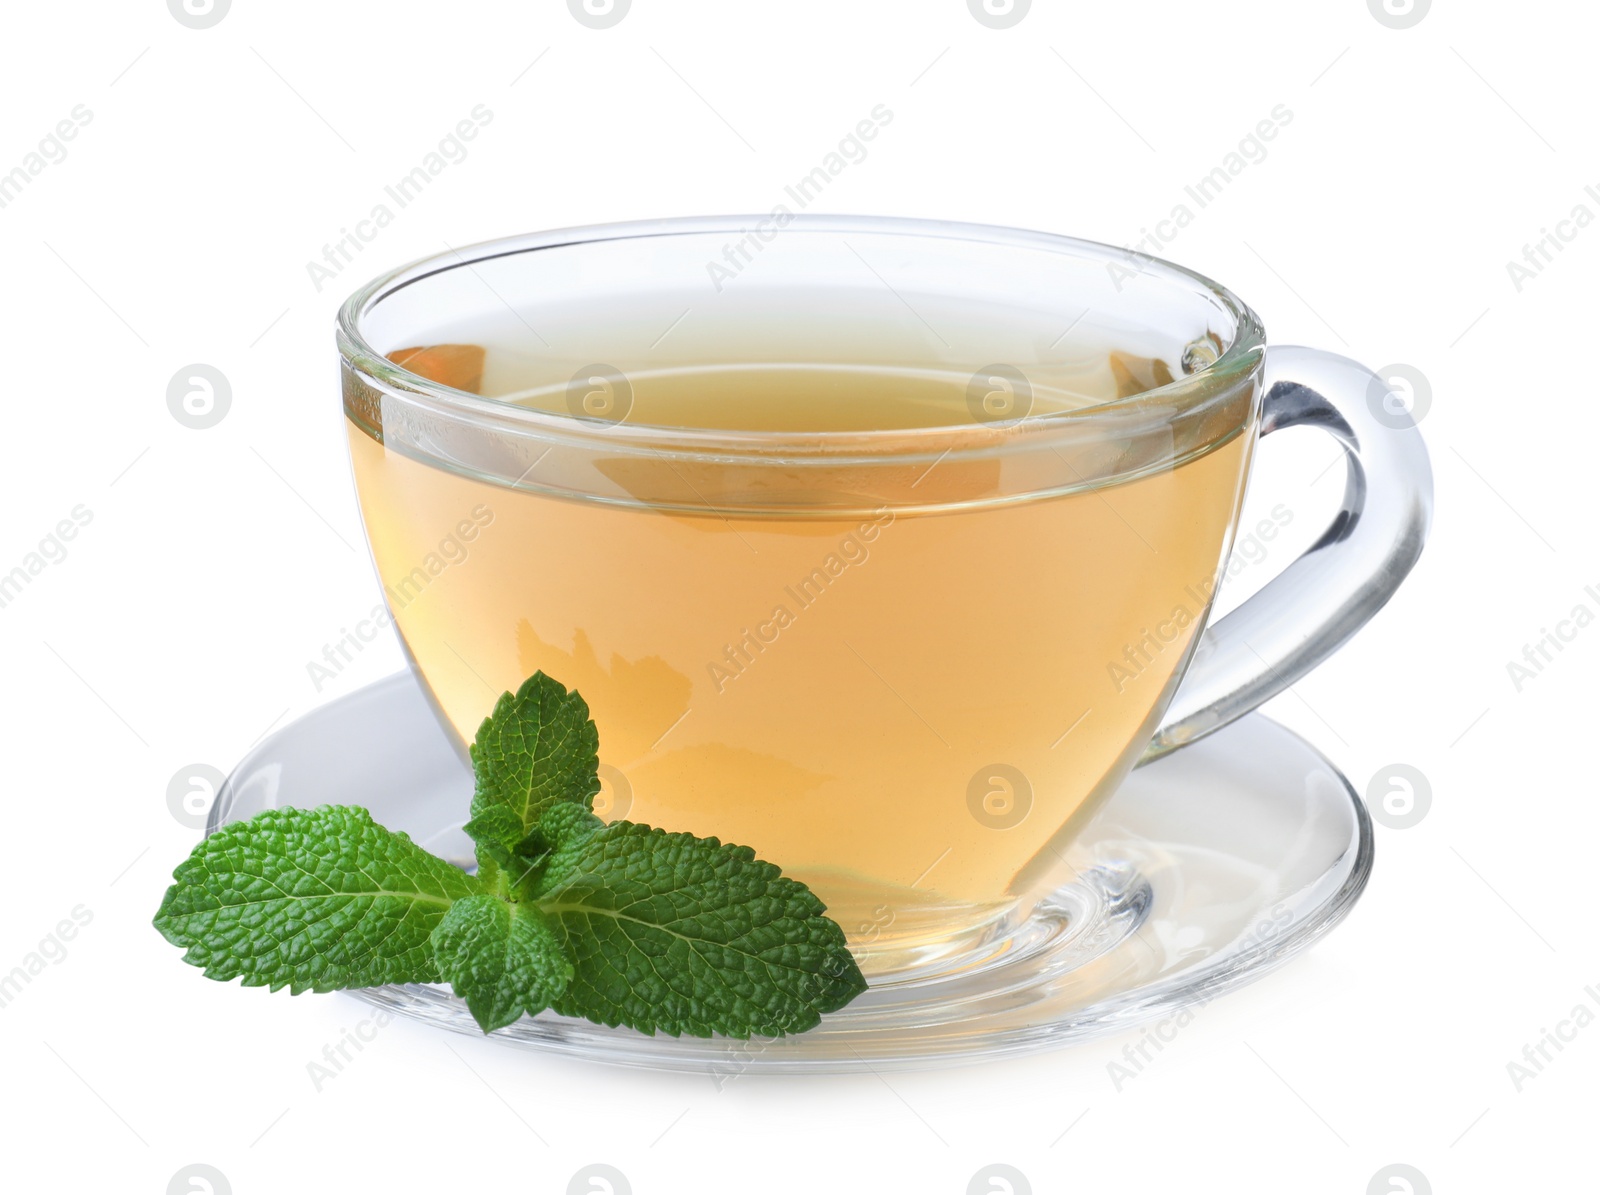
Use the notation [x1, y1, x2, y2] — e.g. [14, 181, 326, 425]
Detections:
[1142, 346, 1434, 763]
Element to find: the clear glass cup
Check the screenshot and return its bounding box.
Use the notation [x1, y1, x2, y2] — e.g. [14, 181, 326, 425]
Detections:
[337, 216, 1431, 979]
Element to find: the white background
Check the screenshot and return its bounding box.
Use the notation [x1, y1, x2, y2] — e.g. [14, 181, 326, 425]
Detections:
[1, 1, 1593, 1191]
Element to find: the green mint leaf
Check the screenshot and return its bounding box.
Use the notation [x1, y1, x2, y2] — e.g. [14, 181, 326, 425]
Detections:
[531, 820, 868, 1038]
[503, 803, 605, 893]
[431, 895, 575, 1032]
[460, 806, 523, 868]
[153, 805, 481, 992]
[468, 672, 600, 872]
[156, 672, 871, 1039]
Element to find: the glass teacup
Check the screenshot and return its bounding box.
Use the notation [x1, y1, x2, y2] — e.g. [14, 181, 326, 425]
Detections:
[338, 216, 1431, 977]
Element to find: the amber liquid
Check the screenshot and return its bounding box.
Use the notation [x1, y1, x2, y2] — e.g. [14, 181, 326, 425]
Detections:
[348, 354, 1251, 972]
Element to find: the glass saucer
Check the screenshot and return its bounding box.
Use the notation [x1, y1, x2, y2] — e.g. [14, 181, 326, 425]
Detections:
[210, 671, 1372, 1073]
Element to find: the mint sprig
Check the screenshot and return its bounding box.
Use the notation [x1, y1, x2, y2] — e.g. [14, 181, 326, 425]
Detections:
[154, 672, 868, 1037]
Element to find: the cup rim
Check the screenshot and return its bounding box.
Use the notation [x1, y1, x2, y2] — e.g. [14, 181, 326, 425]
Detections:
[337, 214, 1265, 458]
